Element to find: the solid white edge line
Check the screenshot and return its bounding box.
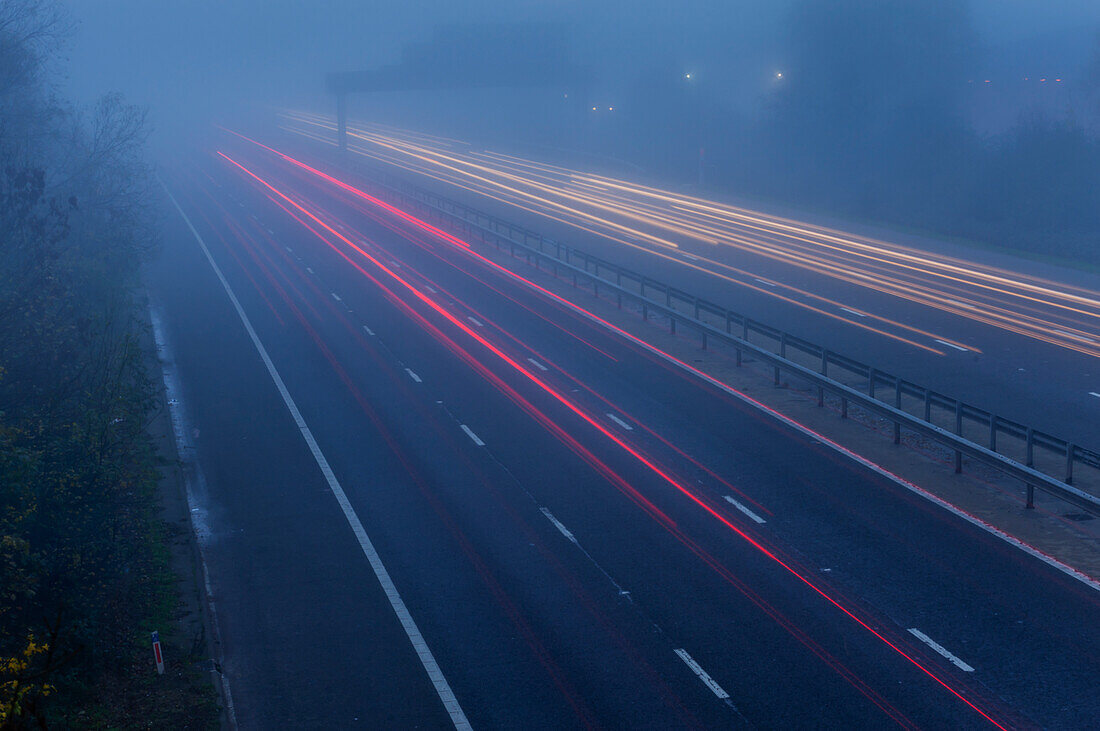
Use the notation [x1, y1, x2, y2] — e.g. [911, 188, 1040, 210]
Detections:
[934, 339, 969, 352]
[840, 307, 867, 318]
[673, 648, 730, 699]
[526, 357, 549, 371]
[1089, 392, 1100, 399]
[405, 368, 422, 383]
[493, 252, 1100, 594]
[907, 628, 975, 672]
[605, 412, 634, 431]
[723, 495, 766, 524]
[539, 507, 578, 544]
[331, 292, 342, 302]
[460, 424, 485, 446]
[163, 182, 472, 730]
[362, 324, 375, 336]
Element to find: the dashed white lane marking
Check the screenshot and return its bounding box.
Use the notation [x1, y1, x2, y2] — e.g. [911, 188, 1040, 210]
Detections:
[673, 649, 730, 699]
[163, 182, 473, 730]
[1055, 329, 1097, 344]
[480, 224, 1100, 595]
[467, 316, 484, 327]
[539, 507, 578, 544]
[840, 307, 867, 318]
[683, 253, 700, 261]
[331, 292, 342, 302]
[460, 424, 485, 446]
[754, 278, 776, 287]
[934, 339, 969, 352]
[284, 246, 293, 253]
[723, 495, 766, 524]
[266, 228, 275, 235]
[907, 629, 974, 672]
[306, 267, 315, 274]
[425, 285, 438, 294]
[362, 324, 375, 336]
[405, 368, 422, 383]
[526, 357, 549, 371]
[606, 412, 634, 431]
[1090, 392, 1100, 399]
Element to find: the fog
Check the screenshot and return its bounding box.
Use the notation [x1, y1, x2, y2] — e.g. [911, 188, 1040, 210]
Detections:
[57, 0, 1100, 259]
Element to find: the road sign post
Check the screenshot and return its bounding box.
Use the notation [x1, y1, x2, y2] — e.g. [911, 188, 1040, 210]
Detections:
[151, 631, 165, 675]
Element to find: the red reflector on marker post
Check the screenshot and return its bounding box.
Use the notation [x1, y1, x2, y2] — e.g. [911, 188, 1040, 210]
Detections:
[152, 631, 165, 675]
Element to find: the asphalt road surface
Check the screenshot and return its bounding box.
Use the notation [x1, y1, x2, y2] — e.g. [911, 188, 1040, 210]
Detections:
[273, 113, 1100, 451]
[146, 136, 1100, 729]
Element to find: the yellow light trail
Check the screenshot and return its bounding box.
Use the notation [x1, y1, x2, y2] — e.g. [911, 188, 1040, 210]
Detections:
[274, 111, 1100, 358]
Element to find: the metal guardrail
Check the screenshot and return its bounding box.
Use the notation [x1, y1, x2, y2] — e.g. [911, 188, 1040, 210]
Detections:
[325, 151, 1100, 516]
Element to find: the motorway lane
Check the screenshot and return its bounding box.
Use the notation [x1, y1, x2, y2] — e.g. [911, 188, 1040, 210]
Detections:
[161, 171, 740, 728]
[274, 118, 1100, 449]
[230, 143, 1100, 726]
[152, 140, 1100, 725]
[149, 201, 459, 728]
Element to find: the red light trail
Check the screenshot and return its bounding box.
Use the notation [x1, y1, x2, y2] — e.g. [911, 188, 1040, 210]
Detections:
[213, 145, 1011, 728]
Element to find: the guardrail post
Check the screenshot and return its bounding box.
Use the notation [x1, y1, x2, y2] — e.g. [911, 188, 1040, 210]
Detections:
[1065, 443, 1075, 484]
[1026, 484, 1035, 509]
[694, 297, 700, 319]
[670, 316, 676, 334]
[665, 287, 672, 307]
[640, 278, 645, 297]
[742, 320, 749, 342]
[954, 402, 963, 473]
[774, 364, 781, 387]
[736, 347, 742, 367]
[726, 311, 733, 334]
[642, 303, 648, 321]
[816, 357, 825, 406]
[894, 379, 902, 444]
[989, 414, 997, 452]
[780, 333, 787, 359]
[1025, 428, 1034, 466]
[923, 389, 931, 422]
[701, 331, 707, 350]
[868, 368, 876, 399]
[841, 396, 848, 419]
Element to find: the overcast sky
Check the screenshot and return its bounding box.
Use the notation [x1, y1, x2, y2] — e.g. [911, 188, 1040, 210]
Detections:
[58, 1, 1100, 129]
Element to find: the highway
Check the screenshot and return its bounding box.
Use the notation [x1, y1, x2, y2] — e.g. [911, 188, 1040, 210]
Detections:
[274, 111, 1100, 449]
[147, 133, 1100, 728]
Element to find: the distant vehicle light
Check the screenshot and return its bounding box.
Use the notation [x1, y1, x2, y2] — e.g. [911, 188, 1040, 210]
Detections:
[608, 106, 614, 111]
[776, 72, 783, 79]
[592, 106, 597, 111]
[685, 73, 692, 80]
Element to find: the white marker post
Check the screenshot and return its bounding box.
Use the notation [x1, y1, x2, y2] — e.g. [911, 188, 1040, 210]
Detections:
[152, 631, 165, 675]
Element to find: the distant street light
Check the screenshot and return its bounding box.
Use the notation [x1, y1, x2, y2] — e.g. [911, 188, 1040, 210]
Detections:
[776, 71, 783, 79]
[684, 73, 692, 80]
